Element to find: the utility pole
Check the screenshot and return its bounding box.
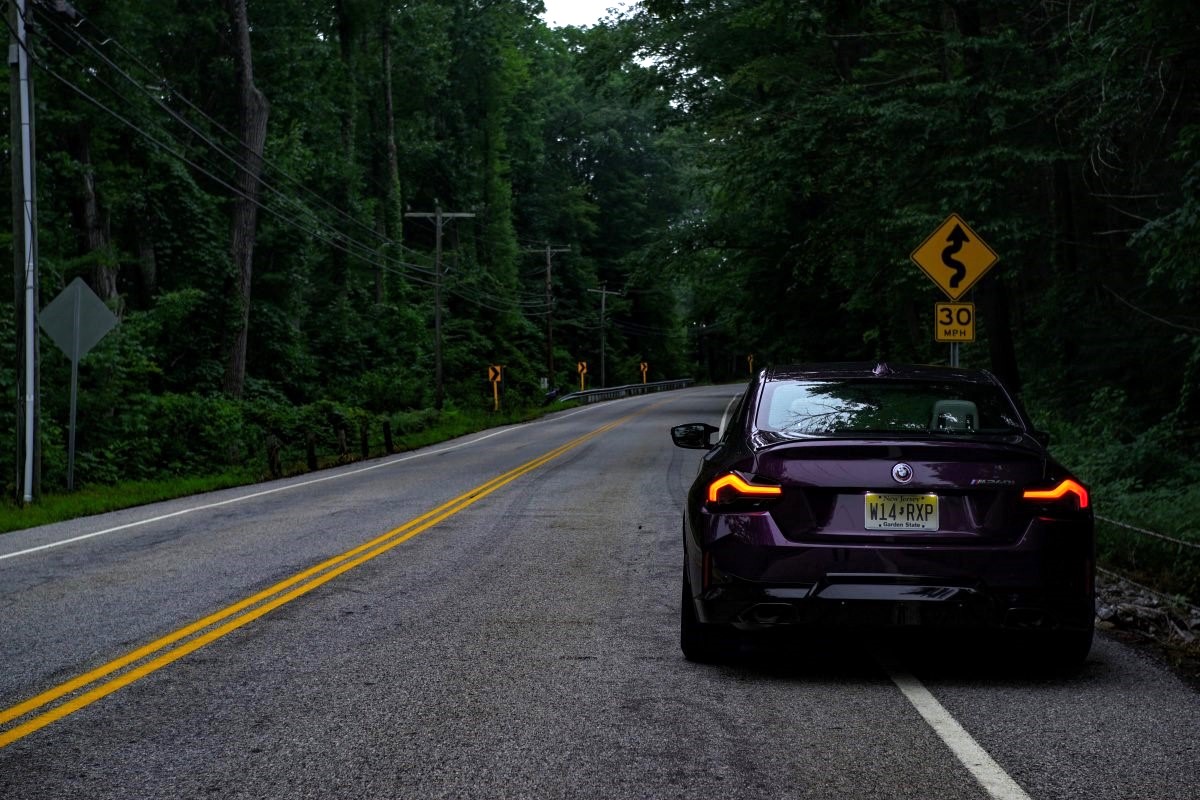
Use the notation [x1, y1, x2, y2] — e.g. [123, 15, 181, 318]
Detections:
[523, 243, 569, 383]
[10, 0, 39, 503]
[587, 282, 621, 389]
[405, 204, 474, 410]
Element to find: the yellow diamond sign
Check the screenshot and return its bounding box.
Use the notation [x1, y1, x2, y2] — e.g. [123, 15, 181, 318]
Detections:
[910, 214, 999, 301]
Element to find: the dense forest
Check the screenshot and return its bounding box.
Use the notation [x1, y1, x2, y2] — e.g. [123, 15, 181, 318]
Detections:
[3, 0, 1199, 564]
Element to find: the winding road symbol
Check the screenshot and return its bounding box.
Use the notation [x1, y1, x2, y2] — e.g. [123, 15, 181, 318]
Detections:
[941, 224, 969, 289]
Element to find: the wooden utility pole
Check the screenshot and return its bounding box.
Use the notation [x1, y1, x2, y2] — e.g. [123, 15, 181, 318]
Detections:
[587, 283, 621, 389]
[523, 243, 569, 383]
[406, 205, 474, 410]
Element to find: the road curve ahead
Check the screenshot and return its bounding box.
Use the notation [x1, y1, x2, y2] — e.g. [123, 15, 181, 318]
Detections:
[1, 386, 1197, 799]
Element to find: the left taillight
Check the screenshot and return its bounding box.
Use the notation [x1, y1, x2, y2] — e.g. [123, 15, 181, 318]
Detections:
[706, 473, 783, 508]
[1022, 479, 1089, 510]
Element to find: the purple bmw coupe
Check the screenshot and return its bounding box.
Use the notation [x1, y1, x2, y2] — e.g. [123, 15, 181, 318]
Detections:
[671, 363, 1094, 669]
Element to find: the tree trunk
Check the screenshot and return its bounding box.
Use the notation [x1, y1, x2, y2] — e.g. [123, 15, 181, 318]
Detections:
[331, 0, 358, 290]
[949, 0, 1022, 393]
[222, 0, 269, 399]
[136, 216, 157, 302]
[68, 128, 119, 301]
[379, 9, 403, 303]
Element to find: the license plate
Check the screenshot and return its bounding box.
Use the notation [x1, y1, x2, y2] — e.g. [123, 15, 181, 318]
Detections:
[864, 493, 939, 531]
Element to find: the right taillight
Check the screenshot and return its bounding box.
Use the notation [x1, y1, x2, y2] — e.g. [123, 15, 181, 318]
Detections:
[706, 473, 783, 508]
[1023, 479, 1089, 510]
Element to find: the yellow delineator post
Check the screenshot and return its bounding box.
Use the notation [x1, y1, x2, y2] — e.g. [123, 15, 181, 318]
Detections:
[640, 361, 648, 384]
[748, 354, 754, 375]
[488, 365, 502, 411]
[577, 361, 587, 392]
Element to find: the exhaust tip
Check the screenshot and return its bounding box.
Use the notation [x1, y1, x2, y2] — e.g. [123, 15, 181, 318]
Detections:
[741, 603, 799, 626]
[1004, 608, 1051, 629]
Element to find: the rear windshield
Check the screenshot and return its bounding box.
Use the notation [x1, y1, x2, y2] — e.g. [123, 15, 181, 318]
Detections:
[755, 379, 1025, 437]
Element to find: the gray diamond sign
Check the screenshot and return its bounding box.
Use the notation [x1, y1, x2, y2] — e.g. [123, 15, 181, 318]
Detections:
[39, 277, 117, 362]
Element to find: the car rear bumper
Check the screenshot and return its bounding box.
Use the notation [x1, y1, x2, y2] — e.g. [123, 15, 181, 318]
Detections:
[695, 573, 1094, 632]
[687, 515, 1095, 632]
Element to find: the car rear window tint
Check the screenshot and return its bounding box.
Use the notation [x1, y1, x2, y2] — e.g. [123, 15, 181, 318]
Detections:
[756, 380, 1024, 436]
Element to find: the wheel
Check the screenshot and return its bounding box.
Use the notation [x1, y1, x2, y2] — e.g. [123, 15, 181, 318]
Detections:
[680, 568, 732, 663]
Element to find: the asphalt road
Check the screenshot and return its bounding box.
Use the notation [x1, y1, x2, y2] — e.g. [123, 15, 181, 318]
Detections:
[1, 386, 1197, 799]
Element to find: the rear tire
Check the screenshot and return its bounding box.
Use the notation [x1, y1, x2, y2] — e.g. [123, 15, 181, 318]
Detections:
[680, 569, 732, 663]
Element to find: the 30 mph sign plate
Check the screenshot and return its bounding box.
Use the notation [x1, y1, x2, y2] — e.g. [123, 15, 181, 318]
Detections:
[934, 302, 975, 342]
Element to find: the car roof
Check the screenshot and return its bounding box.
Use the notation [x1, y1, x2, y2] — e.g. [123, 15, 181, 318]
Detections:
[762, 362, 999, 385]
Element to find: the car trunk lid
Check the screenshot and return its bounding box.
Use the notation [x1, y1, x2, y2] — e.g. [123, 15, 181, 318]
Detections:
[751, 439, 1046, 544]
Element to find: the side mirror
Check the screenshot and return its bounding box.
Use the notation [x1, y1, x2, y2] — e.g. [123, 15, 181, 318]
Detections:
[671, 422, 719, 449]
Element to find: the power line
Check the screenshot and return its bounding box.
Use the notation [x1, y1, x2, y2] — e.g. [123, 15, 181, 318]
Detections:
[14, 3, 556, 326]
[34, 4, 424, 260]
[20, 19, 525, 305]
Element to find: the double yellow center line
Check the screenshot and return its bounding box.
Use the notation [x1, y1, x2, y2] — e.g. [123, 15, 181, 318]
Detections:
[0, 411, 641, 748]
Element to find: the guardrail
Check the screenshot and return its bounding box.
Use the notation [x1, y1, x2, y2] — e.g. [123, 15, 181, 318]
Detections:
[556, 378, 695, 405]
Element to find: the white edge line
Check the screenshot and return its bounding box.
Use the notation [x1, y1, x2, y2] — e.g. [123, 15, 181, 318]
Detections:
[0, 402, 613, 563]
[889, 670, 1032, 800]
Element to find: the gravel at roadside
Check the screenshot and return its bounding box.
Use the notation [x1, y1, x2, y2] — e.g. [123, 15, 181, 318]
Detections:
[1096, 571, 1200, 690]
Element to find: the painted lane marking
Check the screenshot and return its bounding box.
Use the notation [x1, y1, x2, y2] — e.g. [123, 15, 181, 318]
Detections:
[889, 670, 1033, 800]
[0, 408, 655, 748]
[0, 400, 625, 563]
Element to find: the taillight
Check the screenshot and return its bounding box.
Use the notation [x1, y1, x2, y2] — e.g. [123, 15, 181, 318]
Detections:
[706, 473, 783, 507]
[1022, 479, 1089, 510]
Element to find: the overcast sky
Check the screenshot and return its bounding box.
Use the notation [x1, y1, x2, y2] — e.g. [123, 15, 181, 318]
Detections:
[540, 1, 634, 28]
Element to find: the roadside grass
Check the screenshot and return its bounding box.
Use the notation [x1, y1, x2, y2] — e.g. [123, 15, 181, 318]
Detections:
[0, 402, 574, 536]
[0, 472, 261, 534]
[1093, 495, 1200, 605]
[1077, 472, 1200, 606]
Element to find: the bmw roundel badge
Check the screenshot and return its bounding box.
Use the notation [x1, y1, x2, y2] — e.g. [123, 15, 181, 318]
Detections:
[892, 463, 913, 484]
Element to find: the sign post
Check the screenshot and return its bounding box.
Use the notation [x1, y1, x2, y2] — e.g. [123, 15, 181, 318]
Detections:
[577, 361, 587, 392]
[911, 214, 997, 366]
[747, 354, 754, 375]
[39, 278, 118, 490]
[639, 361, 648, 384]
[934, 303, 975, 367]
